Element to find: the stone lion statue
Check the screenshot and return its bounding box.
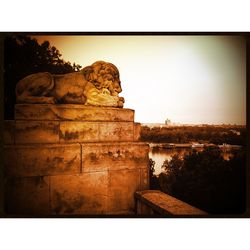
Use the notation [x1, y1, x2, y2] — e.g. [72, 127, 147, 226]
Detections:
[15, 61, 124, 108]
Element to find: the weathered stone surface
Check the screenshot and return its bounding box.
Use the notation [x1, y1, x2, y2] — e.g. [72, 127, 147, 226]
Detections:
[4, 144, 80, 177]
[135, 190, 208, 216]
[82, 142, 149, 172]
[133, 122, 141, 141]
[59, 122, 99, 143]
[15, 121, 59, 144]
[136, 199, 152, 215]
[108, 169, 141, 214]
[50, 172, 108, 215]
[5, 176, 50, 215]
[99, 122, 134, 141]
[4, 120, 15, 144]
[140, 168, 149, 190]
[5, 95, 150, 216]
[15, 104, 134, 122]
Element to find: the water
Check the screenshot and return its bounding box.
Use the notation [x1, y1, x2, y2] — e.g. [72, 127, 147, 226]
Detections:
[149, 147, 234, 176]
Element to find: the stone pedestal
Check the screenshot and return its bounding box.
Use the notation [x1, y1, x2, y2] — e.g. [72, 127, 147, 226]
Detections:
[4, 104, 149, 216]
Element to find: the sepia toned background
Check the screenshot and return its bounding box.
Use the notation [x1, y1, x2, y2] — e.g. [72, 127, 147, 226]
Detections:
[31, 35, 246, 125]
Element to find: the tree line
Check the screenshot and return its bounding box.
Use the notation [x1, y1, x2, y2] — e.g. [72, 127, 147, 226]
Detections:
[4, 34, 82, 119]
[141, 125, 246, 146]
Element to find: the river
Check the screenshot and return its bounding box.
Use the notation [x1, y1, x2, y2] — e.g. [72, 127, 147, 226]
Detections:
[149, 146, 236, 176]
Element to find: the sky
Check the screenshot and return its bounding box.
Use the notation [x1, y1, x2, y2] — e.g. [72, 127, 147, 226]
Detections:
[32, 35, 246, 125]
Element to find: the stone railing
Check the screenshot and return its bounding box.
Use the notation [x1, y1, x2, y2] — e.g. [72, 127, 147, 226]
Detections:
[135, 190, 208, 216]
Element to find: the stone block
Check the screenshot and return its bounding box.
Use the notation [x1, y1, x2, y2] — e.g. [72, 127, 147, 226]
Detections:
[59, 122, 99, 143]
[4, 144, 80, 177]
[50, 172, 108, 215]
[15, 104, 57, 120]
[4, 120, 15, 144]
[82, 142, 149, 172]
[140, 168, 149, 190]
[108, 169, 141, 214]
[5, 176, 50, 215]
[99, 122, 134, 142]
[15, 104, 134, 122]
[15, 121, 59, 144]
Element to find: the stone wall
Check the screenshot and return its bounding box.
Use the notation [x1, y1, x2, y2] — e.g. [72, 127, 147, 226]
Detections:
[134, 190, 208, 216]
[4, 104, 149, 216]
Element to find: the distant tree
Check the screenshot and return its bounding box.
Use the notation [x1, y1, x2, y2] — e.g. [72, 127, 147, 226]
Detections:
[159, 155, 184, 194]
[4, 35, 82, 119]
[149, 158, 160, 190]
[158, 147, 246, 214]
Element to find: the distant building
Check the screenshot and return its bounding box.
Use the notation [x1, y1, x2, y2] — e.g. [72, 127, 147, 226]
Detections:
[142, 123, 166, 128]
[142, 121, 182, 128]
[165, 118, 171, 125]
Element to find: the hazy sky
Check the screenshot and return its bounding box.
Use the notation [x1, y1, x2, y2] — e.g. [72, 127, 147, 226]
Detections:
[33, 35, 246, 125]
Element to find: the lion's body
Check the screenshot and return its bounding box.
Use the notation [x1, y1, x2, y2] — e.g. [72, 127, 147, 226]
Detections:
[15, 61, 124, 108]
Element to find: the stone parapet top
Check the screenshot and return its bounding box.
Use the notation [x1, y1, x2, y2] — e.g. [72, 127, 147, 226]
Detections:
[135, 190, 208, 216]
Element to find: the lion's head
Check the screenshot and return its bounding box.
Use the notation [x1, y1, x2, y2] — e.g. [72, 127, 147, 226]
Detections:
[82, 61, 122, 96]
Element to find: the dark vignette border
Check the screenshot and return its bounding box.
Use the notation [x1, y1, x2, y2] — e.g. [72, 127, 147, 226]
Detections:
[0, 31, 249, 219]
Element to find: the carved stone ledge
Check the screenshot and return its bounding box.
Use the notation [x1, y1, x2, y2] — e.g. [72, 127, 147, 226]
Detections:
[15, 104, 134, 122]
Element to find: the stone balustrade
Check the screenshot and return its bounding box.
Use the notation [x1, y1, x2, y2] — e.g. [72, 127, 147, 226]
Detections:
[135, 190, 208, 216]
